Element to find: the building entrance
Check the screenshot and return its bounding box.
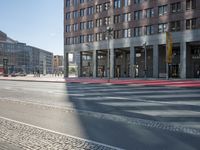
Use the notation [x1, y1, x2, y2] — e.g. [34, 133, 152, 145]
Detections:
[158, 44, 180, 78]
[80, 51, 93, 77]
[187, 43, 200, 78]
[135, 46, 153, 78]
[97, 50, 107, 78]
[114, 49, 130, 78]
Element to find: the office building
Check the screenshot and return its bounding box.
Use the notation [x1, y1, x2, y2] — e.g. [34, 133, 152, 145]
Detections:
[0, 31, 53, 74]
[64, 0, 200, 78]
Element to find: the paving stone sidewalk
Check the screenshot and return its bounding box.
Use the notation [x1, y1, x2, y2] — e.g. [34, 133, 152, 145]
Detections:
[0, 117, 122, 150]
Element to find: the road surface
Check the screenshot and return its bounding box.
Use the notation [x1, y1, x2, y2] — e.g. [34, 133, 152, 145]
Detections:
[0, 80, 200, 150]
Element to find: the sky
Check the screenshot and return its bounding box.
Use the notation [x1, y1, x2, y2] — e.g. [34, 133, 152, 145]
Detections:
[0, 0, 63, 55]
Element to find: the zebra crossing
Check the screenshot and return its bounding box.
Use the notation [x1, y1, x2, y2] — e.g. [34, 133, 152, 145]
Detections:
[66, 83, 200, 130]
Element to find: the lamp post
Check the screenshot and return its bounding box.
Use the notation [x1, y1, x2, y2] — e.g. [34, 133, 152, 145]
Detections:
[105, 26, 113, 82]
[143, 42, 147, 79]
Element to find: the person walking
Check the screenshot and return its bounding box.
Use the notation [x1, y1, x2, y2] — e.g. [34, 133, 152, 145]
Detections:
[116, 66, 120, 79]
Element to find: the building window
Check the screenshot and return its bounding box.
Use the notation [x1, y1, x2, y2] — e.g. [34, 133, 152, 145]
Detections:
[73, 0, 78, 6]
[74, 36, 79, 44]
[96, 4, 103, 13]
[80, 8, 85, 17]
[96, 18, 103, 27]
[114, 15, 121, 23]
[114, 0, 121, 8]
[134, 10, 142, 20]
[73, 10, 78, 18]
[145, 25, 154, 35]
[114, 30, 121, 39]
[66, 12, 71, 20]
[96, 33, 103, 41]
[170, 21, 181, 32]
[66, 0, 71, 7]
[145, 8, 154, 18]
[186, 18, 197, 30]
[186, 0, 196, 10]
[104, 17, 111, 25]
[66, 37, 70, 45]
[123, 13, 131, 22]
[87, 20, 94, 29]
[80, 35, 85, 43]
[123, 29, 131, 38]
[134, 27, 142, 37]
[66, 25, 71, 32]
[87, 34, 94, 42]
[80, 0, 85, 4]
[134, 0, 143, 4]
[73, 23, 79, 31]
[158, 23, 168, 33]
[104, 2, 110, 10]
[171, 2, 181, 13]
[158, 5, 168, 16]
[87, 7, 94, 15]
[124, 0, 131, 7]
[80, 22, 86, 30]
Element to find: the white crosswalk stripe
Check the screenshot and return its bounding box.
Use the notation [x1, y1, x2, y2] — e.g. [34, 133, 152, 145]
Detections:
[67, 84, 200, 130]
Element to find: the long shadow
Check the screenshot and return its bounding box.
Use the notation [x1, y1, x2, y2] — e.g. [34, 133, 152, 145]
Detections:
[64, 82, 200, 150]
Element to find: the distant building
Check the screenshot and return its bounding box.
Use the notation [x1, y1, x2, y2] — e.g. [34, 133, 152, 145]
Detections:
[53, 55, 64, 72]
[0, 31, 53, 74]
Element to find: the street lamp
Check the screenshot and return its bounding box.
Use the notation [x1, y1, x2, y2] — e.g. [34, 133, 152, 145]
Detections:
[105, 26, 113, 82]
[143, 42, 147, 79]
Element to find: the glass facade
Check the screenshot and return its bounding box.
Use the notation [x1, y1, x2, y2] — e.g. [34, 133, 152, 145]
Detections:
[0, 42, 53, 74]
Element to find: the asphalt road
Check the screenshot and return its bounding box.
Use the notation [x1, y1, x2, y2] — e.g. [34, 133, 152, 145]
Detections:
[0, 80, 200, 150]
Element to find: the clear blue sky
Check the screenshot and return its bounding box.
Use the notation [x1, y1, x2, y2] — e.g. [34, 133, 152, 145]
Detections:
[0, 0, 63, 55]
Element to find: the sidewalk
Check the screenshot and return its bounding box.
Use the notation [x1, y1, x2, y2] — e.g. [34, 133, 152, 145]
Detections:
[0, 74, 200, 88]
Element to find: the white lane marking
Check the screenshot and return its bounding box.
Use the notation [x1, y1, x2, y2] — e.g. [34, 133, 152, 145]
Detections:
[0, 116, 124, 150]
[112, 89, 200, 94]
[105, 96, 130, 100]
[126, 110, 200, 117]
[143, 94, 200, 98]
[99, 102, 165, 107]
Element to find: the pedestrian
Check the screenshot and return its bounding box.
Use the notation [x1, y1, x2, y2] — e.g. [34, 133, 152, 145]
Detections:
[100, 67, 104, 79]
[124, 71, 126, 78]
[54, 71, 57, 77]
[37, 70, 40, 77]
[116, 66, 120, 79]
[197, 68, 200, 78]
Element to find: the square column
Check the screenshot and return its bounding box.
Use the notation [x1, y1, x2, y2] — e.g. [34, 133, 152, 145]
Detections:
[93, 50, 97, 78]
[110, 48, 115, 78]
[130, 46, 136, 78]
[153, 45, 159, 78]
[64, 52, 69, 77]
[75, 51, 81, 77]
[180, 42, 187, 79]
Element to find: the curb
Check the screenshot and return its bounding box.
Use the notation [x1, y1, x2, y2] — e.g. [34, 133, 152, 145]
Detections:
[0, 78, 200, 88]
[0, 79, 66, 84]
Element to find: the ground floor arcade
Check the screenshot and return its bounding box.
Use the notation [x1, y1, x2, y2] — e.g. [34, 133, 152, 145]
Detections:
[65, 41, 200, 79]
[65, 42, 199, 79]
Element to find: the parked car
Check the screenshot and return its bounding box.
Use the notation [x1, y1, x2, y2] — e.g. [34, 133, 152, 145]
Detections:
[11, 72, 27, 77]
[11, 72, 17, 77]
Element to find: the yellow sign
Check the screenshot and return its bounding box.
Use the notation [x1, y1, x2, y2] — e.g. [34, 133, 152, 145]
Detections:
[166, 32, 173, 64]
